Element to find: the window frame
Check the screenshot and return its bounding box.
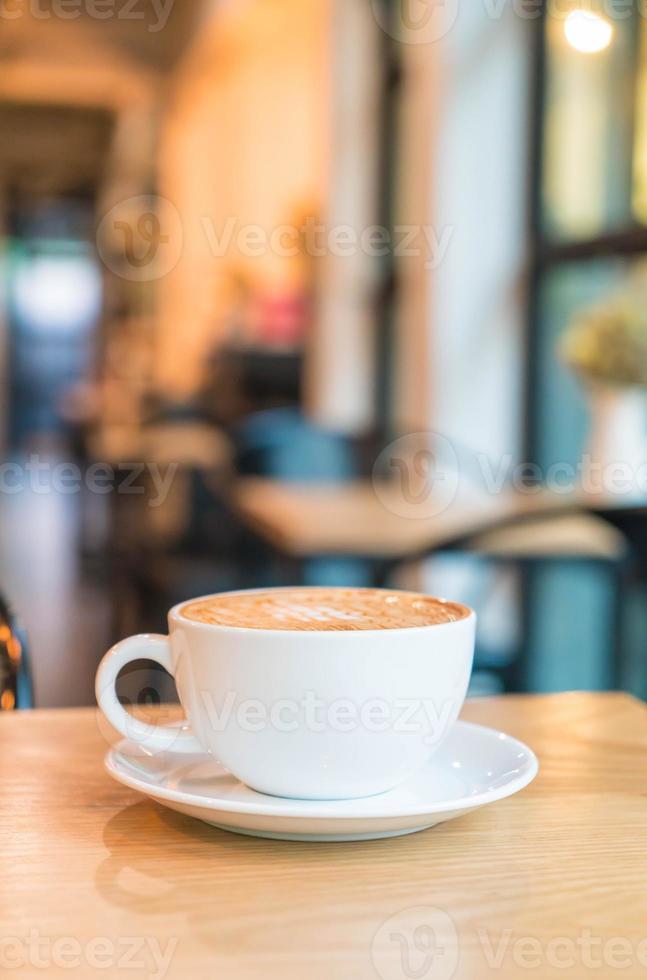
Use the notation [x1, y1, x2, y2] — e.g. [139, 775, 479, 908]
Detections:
[526, 0, 647, 461]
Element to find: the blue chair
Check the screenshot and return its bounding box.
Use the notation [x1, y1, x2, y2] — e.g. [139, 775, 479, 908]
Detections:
[235, 408, 372, 586]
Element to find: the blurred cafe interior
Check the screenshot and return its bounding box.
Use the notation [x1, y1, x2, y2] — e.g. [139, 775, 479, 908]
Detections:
[1, 0, 647, 711]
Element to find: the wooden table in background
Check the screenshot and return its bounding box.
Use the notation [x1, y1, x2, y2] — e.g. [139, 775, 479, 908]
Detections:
[2, 693, 647, 978]
[230, 479, 625, 562]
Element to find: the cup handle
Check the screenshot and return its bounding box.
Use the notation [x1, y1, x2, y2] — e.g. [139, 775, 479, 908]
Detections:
[95, 634, 203, 754]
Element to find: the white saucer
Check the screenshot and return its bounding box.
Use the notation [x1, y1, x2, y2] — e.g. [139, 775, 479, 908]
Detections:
[105, 721, 538, 842]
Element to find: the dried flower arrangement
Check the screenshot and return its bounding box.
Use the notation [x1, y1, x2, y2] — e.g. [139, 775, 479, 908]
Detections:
[560, 276, 647, 388]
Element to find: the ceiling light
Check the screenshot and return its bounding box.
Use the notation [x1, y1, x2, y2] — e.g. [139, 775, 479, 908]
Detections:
[564, 9, 614, 54]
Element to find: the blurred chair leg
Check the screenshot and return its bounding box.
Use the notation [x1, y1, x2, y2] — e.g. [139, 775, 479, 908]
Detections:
[495, 558, 532, 694]
[372, 559, 399, 589]
[610, 558, 631, 692]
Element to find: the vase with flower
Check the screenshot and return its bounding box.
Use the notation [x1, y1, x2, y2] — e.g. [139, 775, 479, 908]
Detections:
[560, 278, 647, 497]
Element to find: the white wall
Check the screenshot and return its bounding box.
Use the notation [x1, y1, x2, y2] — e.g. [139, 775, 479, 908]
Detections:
[430, 1, 531, 468]
[305, 0, 383, 432]
[421, 2, 532, 659]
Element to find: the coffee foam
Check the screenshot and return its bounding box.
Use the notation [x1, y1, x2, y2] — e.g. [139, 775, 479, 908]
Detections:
[180, 588, 468, 632]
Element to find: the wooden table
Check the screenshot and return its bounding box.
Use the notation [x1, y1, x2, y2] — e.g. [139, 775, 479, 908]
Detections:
[3, 693, 647, 979]
[230, 479, 625, 562]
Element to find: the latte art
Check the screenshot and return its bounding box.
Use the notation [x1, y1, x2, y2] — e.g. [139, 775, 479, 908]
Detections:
[181, 588, 469, 631]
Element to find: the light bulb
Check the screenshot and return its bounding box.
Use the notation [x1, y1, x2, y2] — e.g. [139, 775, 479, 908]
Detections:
[564, 9, 614, 53]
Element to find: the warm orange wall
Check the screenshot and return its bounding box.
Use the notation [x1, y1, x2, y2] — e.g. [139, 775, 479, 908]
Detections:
[157, 0, 331, 395]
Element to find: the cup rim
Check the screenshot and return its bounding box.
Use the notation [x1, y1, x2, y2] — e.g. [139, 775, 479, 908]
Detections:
[169, 586, 475, 636]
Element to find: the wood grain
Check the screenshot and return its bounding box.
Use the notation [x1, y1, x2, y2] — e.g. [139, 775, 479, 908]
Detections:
[1, 694, 647, 979]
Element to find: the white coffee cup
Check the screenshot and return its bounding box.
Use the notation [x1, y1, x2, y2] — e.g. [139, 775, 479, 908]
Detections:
[96, 588, 476, 800]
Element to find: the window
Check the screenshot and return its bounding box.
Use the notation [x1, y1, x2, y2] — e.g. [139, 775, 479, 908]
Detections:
[529, 0, 647, 468]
